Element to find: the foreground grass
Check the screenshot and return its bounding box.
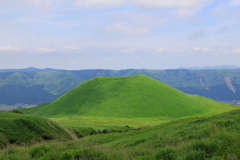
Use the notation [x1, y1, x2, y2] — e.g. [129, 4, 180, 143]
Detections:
[0, 112, 73, 149]
[1, 109, 240, 159]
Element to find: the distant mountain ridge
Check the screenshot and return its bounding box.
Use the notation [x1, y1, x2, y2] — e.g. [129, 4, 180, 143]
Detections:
[1, 65, 239, 72]
[0, 67, 65, 72]
[179, 65, 240, 70]
[1, 68, 240, 105]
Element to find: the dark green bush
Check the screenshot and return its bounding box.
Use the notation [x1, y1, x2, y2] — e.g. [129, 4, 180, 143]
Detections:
[102, 129, 109, 133]
[12, 109, 23, 114]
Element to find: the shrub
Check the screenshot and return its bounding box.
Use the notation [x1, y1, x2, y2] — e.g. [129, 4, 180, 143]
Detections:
[12, 110, 23, 114]
[102, 129, 109, 133]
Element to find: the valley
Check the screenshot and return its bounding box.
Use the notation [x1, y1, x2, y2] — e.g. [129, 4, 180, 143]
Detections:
[0, 104, 36, 112]
[1, 68, 240, 106]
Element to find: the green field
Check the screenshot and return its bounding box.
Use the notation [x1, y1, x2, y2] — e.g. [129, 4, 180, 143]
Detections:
[1, 109, 240, 159]
[50, 117, 172, 137]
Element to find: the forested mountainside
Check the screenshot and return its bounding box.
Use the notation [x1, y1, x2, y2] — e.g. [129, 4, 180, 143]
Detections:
[1, 69, 240, 104]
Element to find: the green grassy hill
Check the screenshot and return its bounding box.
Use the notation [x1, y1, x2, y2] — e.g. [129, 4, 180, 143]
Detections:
[20, 74, 236, 118]
[0, 112, 73, 148]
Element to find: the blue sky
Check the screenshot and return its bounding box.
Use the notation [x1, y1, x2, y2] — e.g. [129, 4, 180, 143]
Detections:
[1, 0, 240, 70]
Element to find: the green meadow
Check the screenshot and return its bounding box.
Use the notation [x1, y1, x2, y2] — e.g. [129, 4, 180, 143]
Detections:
[2, 74, 240, 159]
[50, 117, 172, 138]
[1, 109, 240, 159]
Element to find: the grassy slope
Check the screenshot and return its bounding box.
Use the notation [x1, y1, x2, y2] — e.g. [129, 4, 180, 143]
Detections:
[21, 74, 236, 118]
[76, 109, 240, 160]
[1, 109, 240, 160]
[0, 112, 73, 148]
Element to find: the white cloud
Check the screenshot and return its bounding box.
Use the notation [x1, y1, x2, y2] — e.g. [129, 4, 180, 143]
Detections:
[59, 47, 82, 53]
[61, 47, 80, 52]
[3, 0, 54, 9]
[63, 47, 78, 50]
[118, 13, 165, 25]
[34, 47, 80, 54]
[174, 7, 201, 17]
[0, 46, 22, 52]
[122, 48, 137, 53]
[234, 48, 240, 53]
[132, 0, 214, 17]
[70, 61, 77, 64]
[72, 0, 214, 17]
[193, 47, 201, 50]
[155, 48, 182, 53]
[135, 57, 141, 59]
[106, 22, 149, 34]
[21, 0, 54, 6]
[73, 0, 123, 8]
[194, 47, 209, 51]
[230, 0, 240, 6]
[103, 57, 114, 61]
[132, 0, 212, 9]
[170, 49, 182, 52]
[36, 48, 56, 53]
[202, 48, 209, 51]
[155, 48, 168, 52]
